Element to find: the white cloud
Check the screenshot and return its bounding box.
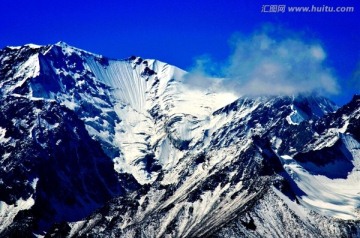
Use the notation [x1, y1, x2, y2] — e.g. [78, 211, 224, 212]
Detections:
[185, 29, 340, 97]
[310, 46, 326, 61]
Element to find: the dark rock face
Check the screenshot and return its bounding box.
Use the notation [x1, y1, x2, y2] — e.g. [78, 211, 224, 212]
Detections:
[0, 95, 138, 235]
[294, 140, 353, 178]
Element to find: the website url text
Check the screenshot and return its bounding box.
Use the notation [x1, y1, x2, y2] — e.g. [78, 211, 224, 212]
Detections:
[261, 5, 355, 13]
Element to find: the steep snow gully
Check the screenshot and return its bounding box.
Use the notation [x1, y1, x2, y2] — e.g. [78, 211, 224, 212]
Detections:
[0, 42, 359, 237]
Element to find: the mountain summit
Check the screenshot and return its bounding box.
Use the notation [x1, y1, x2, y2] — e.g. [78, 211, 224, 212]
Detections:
[0, 42, 359, 237]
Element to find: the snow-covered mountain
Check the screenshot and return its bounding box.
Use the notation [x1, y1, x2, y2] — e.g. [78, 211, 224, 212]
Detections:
[0, 42, 359, 237]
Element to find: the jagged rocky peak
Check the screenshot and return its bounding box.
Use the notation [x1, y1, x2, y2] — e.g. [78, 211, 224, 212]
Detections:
[0, 42, 359, 237]
[55, 41, 69, 47]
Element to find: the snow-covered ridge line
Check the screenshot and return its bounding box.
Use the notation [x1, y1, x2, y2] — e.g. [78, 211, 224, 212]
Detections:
[3, 41, 237, 184]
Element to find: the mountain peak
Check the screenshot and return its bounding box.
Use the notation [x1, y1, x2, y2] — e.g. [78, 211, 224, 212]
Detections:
[54, 41, 69, 47]
[24, 43, 42, 49]
[351, 94, 360, 102]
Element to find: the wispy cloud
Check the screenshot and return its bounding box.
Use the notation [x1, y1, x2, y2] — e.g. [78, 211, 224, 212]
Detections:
[184, 28, 340, 97]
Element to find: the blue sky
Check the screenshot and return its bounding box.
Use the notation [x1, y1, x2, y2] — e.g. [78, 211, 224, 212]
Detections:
[1, 0, 359, 105]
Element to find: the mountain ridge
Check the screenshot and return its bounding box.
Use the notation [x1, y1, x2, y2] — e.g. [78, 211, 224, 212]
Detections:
[0, 42, 359, 237]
